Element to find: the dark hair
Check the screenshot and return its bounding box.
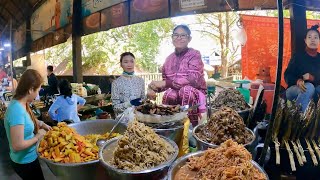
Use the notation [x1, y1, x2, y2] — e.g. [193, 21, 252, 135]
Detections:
[173, 24, 191, 36]
[120, 52, 135, 63]
[59, 79, 73, 99]
[306, 25, 320, 38]
[47, 65, 54, 72]
[14, 69, 43, 134]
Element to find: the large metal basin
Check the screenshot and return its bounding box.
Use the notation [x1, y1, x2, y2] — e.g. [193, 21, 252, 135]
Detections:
[36, 119, 127, 180]
[211, 105, 252, 122]
[154, 126, 184, 145]
[192, 124, 256, 152]
[143, 121, 184, 145]
[99, 136, 178, 180]
[168, 151, 269, 180]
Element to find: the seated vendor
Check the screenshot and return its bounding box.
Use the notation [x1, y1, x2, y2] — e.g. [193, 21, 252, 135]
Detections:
[284, 25, 320, 112]
[48, 79, 86, 123]
[147, 25, 207, 126]
[111, 52, 145, 116]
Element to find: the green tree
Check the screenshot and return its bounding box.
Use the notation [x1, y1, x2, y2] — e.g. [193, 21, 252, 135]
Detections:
[193, 12, 240, 78]
[45, 18, 174, 75]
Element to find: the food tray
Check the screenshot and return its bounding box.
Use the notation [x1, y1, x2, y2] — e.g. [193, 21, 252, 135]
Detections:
[135, 110, 187, 124]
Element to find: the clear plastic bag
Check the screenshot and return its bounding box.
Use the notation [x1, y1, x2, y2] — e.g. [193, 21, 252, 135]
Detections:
[121, 107, 136, 125]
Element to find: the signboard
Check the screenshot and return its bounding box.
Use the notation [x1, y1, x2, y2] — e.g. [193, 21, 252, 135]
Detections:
[82, 0, 126, 17]
[101, 3, 129, 30]
[180, 0, 206, 11]
[130, 0, 169, 24]
[171, 0, 235, 16]
[31, 0, 73, 41]
[83, 12, 101, 35]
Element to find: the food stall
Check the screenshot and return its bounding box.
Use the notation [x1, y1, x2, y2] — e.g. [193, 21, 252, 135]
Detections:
[2, 0, 320, 179]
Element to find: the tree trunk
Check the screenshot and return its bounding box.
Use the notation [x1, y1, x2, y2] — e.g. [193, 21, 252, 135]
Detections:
[218, 13, 228, 78]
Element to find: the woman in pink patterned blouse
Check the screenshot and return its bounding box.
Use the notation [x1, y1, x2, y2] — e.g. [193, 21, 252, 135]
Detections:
[148, 25, 207, 126]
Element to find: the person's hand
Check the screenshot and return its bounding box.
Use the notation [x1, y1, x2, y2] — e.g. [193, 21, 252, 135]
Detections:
[147, 89, 157, 100]
[297, 79, 306, 92]
[130, 98, 142, 106]
[36, 129, 47, 141]
[149, 81, 166, 91]
[303, 73, 315, 82]
[41, 123, 52, 131]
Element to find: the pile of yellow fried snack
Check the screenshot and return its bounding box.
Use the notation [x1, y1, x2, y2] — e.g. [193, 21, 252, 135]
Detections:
[38, 122, 120, 163]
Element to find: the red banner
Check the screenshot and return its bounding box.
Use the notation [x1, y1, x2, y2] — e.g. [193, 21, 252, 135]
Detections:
[241, 15, 320, 88]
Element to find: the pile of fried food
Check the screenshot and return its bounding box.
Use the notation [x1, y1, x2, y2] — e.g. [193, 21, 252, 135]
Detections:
[174, 140, 267, 180]
[196, 107, 253, 145]
[33, 100, 46, 109]
[38, 122, 120, 163]
[136, 100, 180, 115]
[111, 120, 175, 171]
[211, 89, 249, 111]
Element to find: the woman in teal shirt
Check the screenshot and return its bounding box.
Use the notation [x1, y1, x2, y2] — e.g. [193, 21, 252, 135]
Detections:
[4, 69, 52, 179]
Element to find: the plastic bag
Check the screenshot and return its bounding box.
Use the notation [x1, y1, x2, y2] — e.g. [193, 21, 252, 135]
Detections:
[120, 107, 135, 125]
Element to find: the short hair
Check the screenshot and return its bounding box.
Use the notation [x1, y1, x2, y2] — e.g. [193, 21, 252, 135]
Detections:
[59, 79, 72, 99]
[47, 65, 54, 72]
[173, 24, 191, 36]
[120, 52, 135, 63]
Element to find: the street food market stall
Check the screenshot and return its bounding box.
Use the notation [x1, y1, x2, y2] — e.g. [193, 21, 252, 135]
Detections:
[1, 0, 320, 179]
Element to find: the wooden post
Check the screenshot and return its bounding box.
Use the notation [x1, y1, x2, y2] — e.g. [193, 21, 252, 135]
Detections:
[26, 18, 32, 66]
[72, 0, 83, 83]
[289, 0, 307, 56]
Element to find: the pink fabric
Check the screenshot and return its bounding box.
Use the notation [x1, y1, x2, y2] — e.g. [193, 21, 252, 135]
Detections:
[162, 48, 207, 92]
[161, 48, 207, 126]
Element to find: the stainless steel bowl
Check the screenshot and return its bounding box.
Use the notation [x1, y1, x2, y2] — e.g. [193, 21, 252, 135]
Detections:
[211, 105, 253, 122]
[99, 136, 179, 180]
[153, 126, 184, 145]
[192, 124, 256, 151]
[36, 119, 127, 180]
[168, 151, 269, 180]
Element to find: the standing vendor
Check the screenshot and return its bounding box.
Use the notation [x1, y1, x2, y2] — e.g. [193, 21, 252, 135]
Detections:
[4, 69, 52, 180]
[148, 25, 207, 126]
[111, 52, 145, 116]
[285, 25, 320, 112]
[45, 65, 59, 96]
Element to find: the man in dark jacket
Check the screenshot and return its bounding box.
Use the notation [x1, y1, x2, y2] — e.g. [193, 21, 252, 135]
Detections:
[46, 65, 59, 96]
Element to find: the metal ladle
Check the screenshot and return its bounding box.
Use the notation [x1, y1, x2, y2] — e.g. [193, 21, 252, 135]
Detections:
[96, 112, 125, 147]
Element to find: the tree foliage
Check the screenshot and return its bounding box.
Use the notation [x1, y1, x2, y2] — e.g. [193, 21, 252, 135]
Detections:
[192, 12, 240, 78]
[45, 18, 174, 74]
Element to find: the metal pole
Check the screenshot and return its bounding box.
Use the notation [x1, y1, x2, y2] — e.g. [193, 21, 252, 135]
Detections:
[9, 19, 14, 92]
[258, 0, 284, 165]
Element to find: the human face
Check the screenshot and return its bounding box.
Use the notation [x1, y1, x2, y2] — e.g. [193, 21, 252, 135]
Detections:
[47, 69, 52, 76]
[172, 27, 191, 50]
[28, 86, 41, 102]
[121, 55, 135, 73]
[305, 30, 320, 49]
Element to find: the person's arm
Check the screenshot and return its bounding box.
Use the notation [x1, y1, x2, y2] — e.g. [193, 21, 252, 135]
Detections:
[8, 111, 46, 151]
[12, 79, 17, 90]
[48, 99, 60, 120]
[140, 78, 146, 100]
[111, 81, 131, 113]
[36, 120, 52, 131]
[165, 50, 204, 90]
[10, 125, 43, 151]
[76, 95, 86, 110]
[284, 54, 301, 86]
